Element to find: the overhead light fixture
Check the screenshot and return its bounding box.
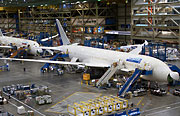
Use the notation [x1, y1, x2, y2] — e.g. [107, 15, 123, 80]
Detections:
[83, 1, 87, 3]
[41, 5, 43, 6]
[126, 0, 128, 3]
[62, 1, 66, 3]
[28, 6, 31, 7]
[32, 5, 35, 7]
[45, 4, 48, 6]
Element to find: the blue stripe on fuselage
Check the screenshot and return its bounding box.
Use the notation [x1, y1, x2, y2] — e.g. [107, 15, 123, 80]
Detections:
[126, 57, 142, 64]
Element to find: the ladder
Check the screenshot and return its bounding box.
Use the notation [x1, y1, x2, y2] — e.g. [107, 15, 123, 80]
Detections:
[118, 68, 142, 97]
[96, 65, 119, 87]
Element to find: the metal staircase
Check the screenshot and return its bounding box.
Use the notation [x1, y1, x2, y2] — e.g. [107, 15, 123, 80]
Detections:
[9, 47, 27, 58]
[96, 65, 119, 87]
[118, 68, 142, 97]
[41, 53, 69, 72]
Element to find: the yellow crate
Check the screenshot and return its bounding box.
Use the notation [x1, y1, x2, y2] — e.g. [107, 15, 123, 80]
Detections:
[0, 7, 4, 11]
[83, 73, 90, 81]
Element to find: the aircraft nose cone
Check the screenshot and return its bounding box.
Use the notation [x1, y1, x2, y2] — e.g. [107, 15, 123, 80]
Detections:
[170, 72, 179, 81]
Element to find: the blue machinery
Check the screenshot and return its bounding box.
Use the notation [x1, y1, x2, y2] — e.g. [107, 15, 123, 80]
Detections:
[29, 32, 53, 47]
[118, 65, 180, 97]
[37, 32, 53, 47]
[41, 53, 69, 72]
[168, 64, 180, 74]
[118, 68, 152, 97]
[0, 64, 9, 71]
[119, 108, 140, 116]
[108, 108, 140, 116]
[168, 64, 180, 85]
[141, 43, 167, 61]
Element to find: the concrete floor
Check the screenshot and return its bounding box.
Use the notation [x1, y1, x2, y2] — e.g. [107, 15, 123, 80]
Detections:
[0, 59, 180, 116]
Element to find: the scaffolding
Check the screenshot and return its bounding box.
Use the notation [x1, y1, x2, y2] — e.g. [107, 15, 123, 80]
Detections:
[131, 0, 180, 45]
[18, 2, 117, 41]
[0, 11, 17, 31]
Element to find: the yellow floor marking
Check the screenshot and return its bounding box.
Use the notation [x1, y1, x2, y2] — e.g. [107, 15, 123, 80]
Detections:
[45, 92, 77, 113]
[137, 97, 144, 106]
[45, 92, 101, 114]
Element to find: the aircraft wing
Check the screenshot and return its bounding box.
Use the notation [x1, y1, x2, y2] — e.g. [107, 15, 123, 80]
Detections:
[82, 59, 111, 68]
[0, 57, 110, 68]
[0, 57, 112, 68]
[84, 63, 110, 68]
[129, 40, 148, 55]
[129, 45, 143, 55]
[0, 46, 13, 49]
[39, 46, 60, 51]
[0, 58, 83, 66]
[41, 34, 59, 42]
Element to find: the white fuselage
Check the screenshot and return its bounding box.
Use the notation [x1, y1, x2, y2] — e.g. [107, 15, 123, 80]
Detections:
[0, 36, 42, 55]
[58, 45, 179, 82]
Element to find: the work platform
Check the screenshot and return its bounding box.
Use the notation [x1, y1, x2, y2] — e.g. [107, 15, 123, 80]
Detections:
[41, 53, 69, 72]
[96, 59, 153, 97]
[8, 47, 28, 58]
[118, 68, 152, 97]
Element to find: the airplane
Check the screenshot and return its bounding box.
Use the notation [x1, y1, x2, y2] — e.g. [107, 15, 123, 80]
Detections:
[0, 29, 43, 55]
[0, 19, 179, 83]
[0, 29, 59, 56]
